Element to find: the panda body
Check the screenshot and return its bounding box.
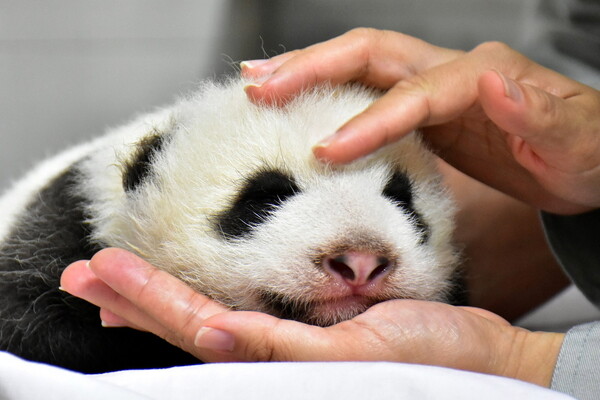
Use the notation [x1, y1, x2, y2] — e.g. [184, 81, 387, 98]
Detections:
[0, 77, 459, 372]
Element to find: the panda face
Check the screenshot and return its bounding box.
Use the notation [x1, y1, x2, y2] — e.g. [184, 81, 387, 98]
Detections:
[82, 79, 459, 327]
[205, 164, 455, 326]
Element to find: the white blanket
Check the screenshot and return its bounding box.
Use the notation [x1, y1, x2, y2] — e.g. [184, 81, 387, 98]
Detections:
[0, 352, 573, 400]
[4, 285, 597, 400]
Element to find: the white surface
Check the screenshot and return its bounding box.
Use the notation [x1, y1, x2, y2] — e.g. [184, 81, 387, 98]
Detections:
[0, 352, 574, 400]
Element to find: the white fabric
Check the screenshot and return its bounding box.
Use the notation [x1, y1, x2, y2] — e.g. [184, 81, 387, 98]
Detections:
[0, 352, 573, 400]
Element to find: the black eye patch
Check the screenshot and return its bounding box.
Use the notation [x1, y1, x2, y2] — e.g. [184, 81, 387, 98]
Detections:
[382, 171, 430, 244]
[215, 169, 301, 239]
[122, 133, 169, 192]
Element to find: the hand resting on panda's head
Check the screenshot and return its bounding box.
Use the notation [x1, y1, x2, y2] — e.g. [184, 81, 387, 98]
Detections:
[243, 28, 600, 215]
[61, 247, 563, 387]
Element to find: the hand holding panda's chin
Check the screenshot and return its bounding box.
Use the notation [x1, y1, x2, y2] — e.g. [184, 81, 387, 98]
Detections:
[60, 248, 237, 362]
[62, 248, 563, 388]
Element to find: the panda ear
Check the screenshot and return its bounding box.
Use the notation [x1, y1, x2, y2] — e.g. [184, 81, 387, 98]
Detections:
[382, 170, 430, 244]
[122, 131, 170, 192]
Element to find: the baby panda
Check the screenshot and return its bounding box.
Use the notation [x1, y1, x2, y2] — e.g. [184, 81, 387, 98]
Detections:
[0, 77, 460, 373]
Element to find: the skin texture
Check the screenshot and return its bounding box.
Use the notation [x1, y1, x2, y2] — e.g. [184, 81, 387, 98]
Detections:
[60, 28, 600, 386]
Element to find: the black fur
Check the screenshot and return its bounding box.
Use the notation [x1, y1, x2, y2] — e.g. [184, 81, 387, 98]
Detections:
[215, 169, 300, 239]
[122, 133, 169, 192]
[0, 165, 197, 373]
[382, 171, 430, 243]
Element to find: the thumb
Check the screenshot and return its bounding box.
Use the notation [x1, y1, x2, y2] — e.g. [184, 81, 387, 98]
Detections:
[478, 70, 597, 175]
[194, 311, 355, 362]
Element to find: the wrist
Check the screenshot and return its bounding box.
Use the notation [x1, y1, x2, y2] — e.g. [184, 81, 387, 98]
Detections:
[499, 327, 564, 387]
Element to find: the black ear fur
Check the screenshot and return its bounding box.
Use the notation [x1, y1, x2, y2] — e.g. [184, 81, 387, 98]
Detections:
[382, 170, 430, 244]
[122, 132, 169, 192]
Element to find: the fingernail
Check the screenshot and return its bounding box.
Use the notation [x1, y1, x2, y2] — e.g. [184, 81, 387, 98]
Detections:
[496, 71, 523, 103]
[100, 309, 129, 328]
[240, 59, 269, 70]
[58, 286, 67, 292]
[243, 74, 272, 91]
[101, 320, 126, 328]
[194, 327, 235, 352]
[313, 134, 336, 150]
[313, 127, 353, 150]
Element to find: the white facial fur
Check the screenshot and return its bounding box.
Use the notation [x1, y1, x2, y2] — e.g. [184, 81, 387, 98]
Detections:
[78, 78, 459, 326]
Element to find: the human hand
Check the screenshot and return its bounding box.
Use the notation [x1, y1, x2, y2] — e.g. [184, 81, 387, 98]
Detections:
[242, 28, 600, 214]
[60, 248, 237, 362]
[60, 247, 564, 387]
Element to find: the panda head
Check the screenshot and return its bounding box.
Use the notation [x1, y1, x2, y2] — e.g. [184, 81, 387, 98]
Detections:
[84, 78, 459, 327]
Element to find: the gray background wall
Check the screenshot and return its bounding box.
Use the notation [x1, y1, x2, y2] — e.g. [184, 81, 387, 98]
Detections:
[1, 0, 539, 191]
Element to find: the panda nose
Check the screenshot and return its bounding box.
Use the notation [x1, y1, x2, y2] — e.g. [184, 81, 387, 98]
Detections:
[323, 252, 393, 287]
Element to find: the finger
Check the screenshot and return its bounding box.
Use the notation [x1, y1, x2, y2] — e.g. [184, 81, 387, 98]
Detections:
[479, 70, 600, 209]
[194, 311, 354, 362]
[61, 259, 165, 333]
[61, 260, 114, 302]
[312, 41, 576, 164]
[479, 70, 599, 172]
[312, 55, 483, 163]
[245, 28, 462, 106]
[88, 248, 229, 350]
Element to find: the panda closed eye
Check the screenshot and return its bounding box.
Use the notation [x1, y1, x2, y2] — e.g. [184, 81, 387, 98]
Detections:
[216, 169, 301, 239]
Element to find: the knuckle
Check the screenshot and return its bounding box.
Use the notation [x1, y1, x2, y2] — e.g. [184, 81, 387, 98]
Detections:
[472, 41, 513, 56]
[527, 88, 563, 133]
[537, 90, 558, 116]
[391, 78, 433, 125]
[241, 318, 293, 362]
[346, 27, 386, 54]
[346, 27, 380, 40]
[132, 266, 161, 301]
[342, 28, 384, 79]
[178, 293, 210, 333]
[395, 73, 430, 93]
[241, 333, 276, 362]
[244, 341, 276, 362]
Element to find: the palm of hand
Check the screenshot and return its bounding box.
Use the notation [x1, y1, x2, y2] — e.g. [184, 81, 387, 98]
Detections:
[326, 299, 511, 369]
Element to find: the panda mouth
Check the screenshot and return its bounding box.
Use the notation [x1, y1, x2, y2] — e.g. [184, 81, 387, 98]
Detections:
[258, 290, 390, 327]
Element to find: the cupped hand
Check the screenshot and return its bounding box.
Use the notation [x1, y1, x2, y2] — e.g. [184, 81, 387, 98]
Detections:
[60, 248, 235, 362]
[60, 248, 563, 387]
[242, 28, 600, 214]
